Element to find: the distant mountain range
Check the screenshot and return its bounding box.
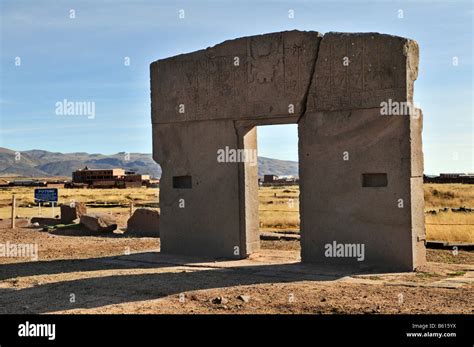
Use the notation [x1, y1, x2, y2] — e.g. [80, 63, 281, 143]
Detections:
[0, 147, 298, 178]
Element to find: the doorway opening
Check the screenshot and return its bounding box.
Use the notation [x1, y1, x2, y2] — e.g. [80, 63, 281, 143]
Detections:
[255, 124, 300, 253]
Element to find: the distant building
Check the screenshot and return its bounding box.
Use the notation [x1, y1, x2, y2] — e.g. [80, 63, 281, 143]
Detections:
[424, 173, 474, 184]
[8, 179, 47, 187]
[146, 179, 160, 188]
[440, 173, 474, 178]
[279, 175, 298, 183]
[72, 167, 125, 184]
[71, 167, 151, 188]
[262, 174, 299, 186]
[123, 174, 151, 188]
[263, 175, 278, 183]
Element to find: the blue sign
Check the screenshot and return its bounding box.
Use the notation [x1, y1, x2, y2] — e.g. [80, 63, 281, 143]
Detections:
[34, 188, 58, 203]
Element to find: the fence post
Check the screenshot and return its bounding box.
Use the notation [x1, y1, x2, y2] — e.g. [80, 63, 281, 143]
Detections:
[11, 194, 16, 228]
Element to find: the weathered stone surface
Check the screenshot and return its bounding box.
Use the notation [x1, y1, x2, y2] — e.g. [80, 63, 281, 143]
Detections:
[151, 30, 425, 271]
[298, 108, 424, 270]
[238, 295, 251, 303]
[153, 120, 247, 257]
[307, 32, 419, 112]
[60, 202, 87, 224]
[127, 208, 160, 237]
[80, 214, 117, 233]
[151, 30, 321, 123]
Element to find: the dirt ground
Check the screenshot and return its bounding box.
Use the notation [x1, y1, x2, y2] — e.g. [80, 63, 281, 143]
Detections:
[0, 220, 472, 314]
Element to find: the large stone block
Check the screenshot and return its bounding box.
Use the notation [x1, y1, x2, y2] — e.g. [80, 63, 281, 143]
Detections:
[80, 214, 117, 233]
[127, 208, 160, 237]
[151, 30, 321, 124]
[307, 32, 419, 112]
[298, 108, 425, 270]
[153, 119, 258, 258]
[60, 202, 87, 224]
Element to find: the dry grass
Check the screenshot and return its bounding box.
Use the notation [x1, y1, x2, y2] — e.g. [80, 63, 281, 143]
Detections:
[0, 183, 472, 243]
[259, 211, 300, 230]
[424, 184, 474, 209]
[0, 187, 159, 219]
[258, 186, 299, 230]
[258, 184, 474, 243]
[425, 211, 474, 243]
[424, 184, 474, 243]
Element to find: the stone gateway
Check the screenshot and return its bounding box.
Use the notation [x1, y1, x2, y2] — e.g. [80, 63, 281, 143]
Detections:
[150, 30, 425, 271]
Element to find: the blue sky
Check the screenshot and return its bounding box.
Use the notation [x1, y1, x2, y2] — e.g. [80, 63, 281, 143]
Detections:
[0, 0, 472, 174]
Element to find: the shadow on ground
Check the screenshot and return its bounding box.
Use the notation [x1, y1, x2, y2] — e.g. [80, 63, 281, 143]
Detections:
[48, 226, 127, 238]
[0, 251, 388, 314]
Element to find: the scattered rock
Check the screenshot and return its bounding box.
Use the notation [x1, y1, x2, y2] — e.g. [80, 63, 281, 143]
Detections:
[80, 213, 117, 233]
[321, 297, 327, 302]
[126, 209, 160, 237]
[237, 295, 251, 303]
[60, 202, 87, 224]
[211, 296, 228, 305]
[30, 217, 61, 227]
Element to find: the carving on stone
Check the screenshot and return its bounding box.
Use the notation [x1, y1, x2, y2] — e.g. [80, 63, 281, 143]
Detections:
[151, 31, 321, 124]
[310, 33, 415, 112]
[247, 34, 284, 103]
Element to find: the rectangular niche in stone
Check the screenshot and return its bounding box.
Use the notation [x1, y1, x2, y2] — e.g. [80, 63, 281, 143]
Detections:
[173, 176, 192, 189]
[362, 173, 388, 187]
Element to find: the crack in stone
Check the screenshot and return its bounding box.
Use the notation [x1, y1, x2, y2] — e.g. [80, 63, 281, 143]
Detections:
[297, 34, 322, 124]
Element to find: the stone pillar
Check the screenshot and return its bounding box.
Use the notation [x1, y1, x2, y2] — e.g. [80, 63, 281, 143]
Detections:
[299, 32, 425, 271]
[152, 120, 244, 258]
[236, 125, 260, 257]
